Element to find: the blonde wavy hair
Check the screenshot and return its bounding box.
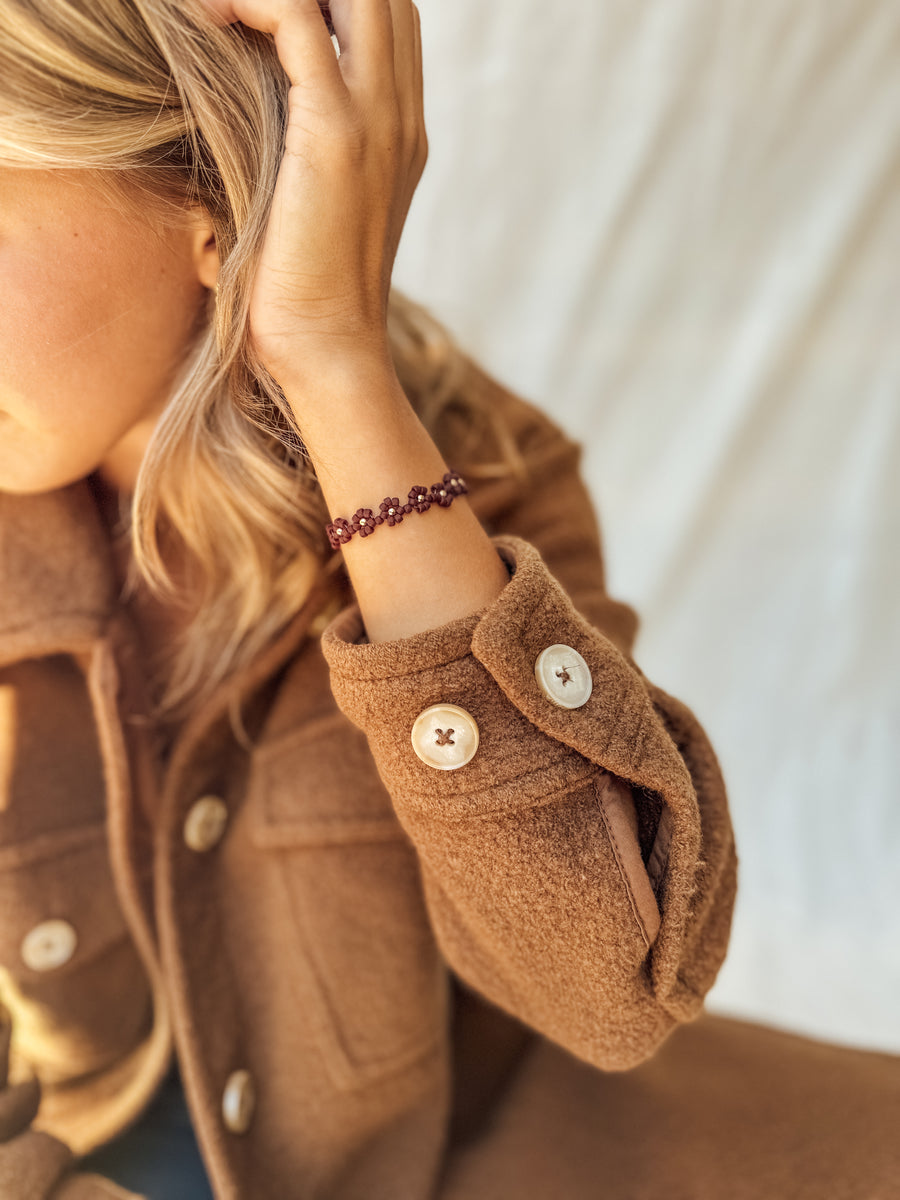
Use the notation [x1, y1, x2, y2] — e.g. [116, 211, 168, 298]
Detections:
[0, 0, 527, 723]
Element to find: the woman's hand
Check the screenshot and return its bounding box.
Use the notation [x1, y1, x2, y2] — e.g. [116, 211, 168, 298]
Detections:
[201, 0, 427, 391]
[202, 0, 509, 646]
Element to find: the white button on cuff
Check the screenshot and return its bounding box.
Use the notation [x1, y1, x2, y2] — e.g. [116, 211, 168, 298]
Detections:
[534, 644, 593, 709]
[20, 919, 78, 971]
[411, 703, 480, 770]
[183, 795, 229, 852]
[222, 1068, 256, 1134]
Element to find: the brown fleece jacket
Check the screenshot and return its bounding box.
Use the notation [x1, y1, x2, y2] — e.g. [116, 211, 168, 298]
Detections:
[0, 356, 896, 1199]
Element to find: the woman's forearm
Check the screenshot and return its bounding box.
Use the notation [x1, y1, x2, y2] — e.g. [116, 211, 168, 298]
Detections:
[286, 360, 510, 644]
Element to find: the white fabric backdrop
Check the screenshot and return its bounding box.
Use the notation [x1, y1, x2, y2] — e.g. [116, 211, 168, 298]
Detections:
[391, 0, 900, 1054]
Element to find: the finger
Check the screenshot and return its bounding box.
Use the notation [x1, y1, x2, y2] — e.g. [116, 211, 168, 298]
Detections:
[386, 0, 418, 129]
[411, 3, 425, 138]
[328, 0, 395, 105]
[199, 0, 331, 32]
[206, 0, 347, 97]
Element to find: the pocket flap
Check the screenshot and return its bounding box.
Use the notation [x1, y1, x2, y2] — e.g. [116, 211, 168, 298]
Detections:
[0, 825, 129, 976]
[247, 713, 406, 848]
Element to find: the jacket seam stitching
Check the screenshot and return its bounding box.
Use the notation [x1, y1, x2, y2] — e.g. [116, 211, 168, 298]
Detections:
[404, 763, 602, 824]
[327, 646, 475, 681]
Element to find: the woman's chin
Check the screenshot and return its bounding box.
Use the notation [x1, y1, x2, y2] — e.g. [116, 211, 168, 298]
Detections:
[0, 420, 106, 495]
[0, 460, 99, 497]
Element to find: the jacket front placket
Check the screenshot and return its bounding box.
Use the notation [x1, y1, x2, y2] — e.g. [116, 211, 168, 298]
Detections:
[119, 569, 344, 1196]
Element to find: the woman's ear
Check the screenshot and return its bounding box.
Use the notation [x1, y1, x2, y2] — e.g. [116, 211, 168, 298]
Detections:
[191, 209, 220, 291]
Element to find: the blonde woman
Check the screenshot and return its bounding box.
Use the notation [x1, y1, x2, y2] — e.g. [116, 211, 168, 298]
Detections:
[19, 0, 897, 1196]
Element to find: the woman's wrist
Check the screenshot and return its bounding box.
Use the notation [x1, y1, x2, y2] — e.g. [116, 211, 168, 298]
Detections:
[281, 356, 427, 490]
[281, 363, 510, 645]
[263, 339, 398, 413]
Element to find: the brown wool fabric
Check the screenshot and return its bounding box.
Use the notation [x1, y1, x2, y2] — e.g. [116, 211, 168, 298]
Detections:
[0, 356, 897, 1198]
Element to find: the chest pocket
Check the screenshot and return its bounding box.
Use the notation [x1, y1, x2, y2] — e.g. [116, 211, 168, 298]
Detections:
[246, 712, 448, 1090]
[0, 656, 152, 1084]
[0, 825, 152, 1084]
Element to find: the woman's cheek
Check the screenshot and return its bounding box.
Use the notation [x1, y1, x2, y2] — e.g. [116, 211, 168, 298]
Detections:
[3, 252, 174, 446]
[1, 242, 117, 427]
[0, 179, 207, 492]
[0, 275, 145, 490]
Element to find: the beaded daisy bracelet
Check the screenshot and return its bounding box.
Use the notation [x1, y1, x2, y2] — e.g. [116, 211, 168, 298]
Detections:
[326, 469, 468, 550]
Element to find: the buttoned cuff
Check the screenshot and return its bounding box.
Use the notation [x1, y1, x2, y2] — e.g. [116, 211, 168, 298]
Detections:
[319, 534, 690, 824]
[319, 533, 732, 1027]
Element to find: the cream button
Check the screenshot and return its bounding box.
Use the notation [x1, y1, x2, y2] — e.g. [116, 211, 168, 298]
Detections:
[183, 796, 229, 852]
[411, 704, 480, 770]
[534, 644, 593, 709]
[20, 919, 78, 971]
[222, 1068, 256, 1134]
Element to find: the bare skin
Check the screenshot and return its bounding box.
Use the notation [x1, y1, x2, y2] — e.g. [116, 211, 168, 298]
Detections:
[0, 0, 509, 669]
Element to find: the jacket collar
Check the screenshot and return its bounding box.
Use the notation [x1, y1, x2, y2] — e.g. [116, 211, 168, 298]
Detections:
[0, 476, 352, 698]
[0, 479, 119, 666]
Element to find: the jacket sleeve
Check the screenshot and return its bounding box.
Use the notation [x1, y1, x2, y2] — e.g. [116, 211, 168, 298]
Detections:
[0, 1006, 144, 1200]
[319, 389, 739, 1073]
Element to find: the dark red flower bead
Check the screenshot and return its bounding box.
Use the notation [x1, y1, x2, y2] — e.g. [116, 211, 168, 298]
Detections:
[407, 486, 432, 514]
[429, 482, 454, 508]
[349, 507, 381, 537]
[443, 469, 467, 496]
[378, 497, 405, 526]
[326, 517, 353, 549]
